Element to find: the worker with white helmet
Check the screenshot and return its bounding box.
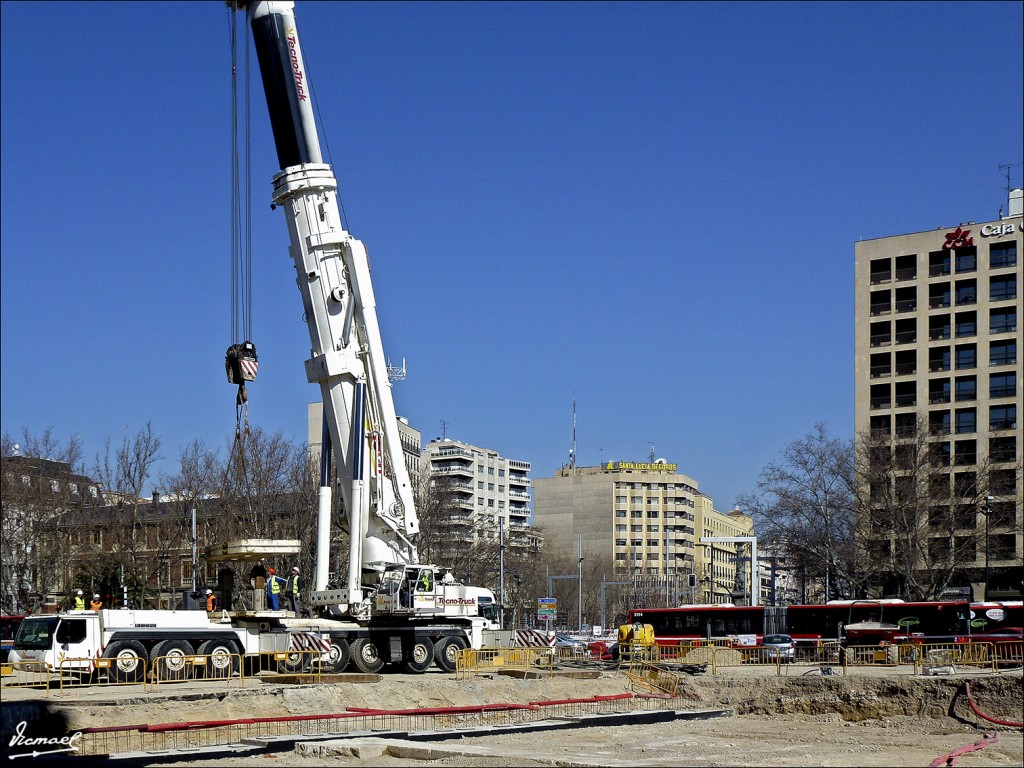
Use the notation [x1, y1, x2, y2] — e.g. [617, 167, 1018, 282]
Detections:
[90, 593, 103, 610]
[205, 588, 219, 612]
[285, 566, 302, 615]
[73, 590, 85, 610]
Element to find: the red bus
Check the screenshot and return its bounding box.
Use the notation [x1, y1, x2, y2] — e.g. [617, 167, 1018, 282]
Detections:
[628, 599, 977, 648]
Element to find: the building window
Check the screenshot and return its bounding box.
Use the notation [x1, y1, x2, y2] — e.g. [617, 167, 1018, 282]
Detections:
[990, 340, 1016, 367]
[929, 410, 951, 436]
[954, 311, 976, 338]
[616, 495, 626, 503]
[929, 250, 951, 276]
[954, 345, 976, 370]
[990, 373, 1015, 399]
[498, 469, 505, 477]
[955, 250, 976, 272]
[990, 276, 1017, 301]
[990, 436, 1017, 463]
[69, 483, 78, 495]
[929, 379, 951, 404]
[990, 307, 1017, 334]
[990, 241, 1017, 268]
[989, 405, 1016, 431]
[955, 280, 976, 305]
[478, 481, 484, 490]
[954, 409, 975, 434]
[894, 253, 916, 280]
[870, 257, 891, 283]
[954, 377, 976, 402]
[91, 530, 102, 546]
[929, 347, 951, 372]
[50, 480, 60, 493]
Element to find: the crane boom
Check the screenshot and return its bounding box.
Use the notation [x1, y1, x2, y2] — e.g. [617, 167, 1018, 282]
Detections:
[236, 0, 418, 615]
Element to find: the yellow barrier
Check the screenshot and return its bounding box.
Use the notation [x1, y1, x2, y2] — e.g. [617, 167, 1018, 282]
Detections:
[912, 642, 996, 673]
[709, 646, 781, 675]
[0, 660, 51, 693]
[994, 640, 1022, 668]
[150, 653, 244, 689]
[624, 659, 680, 696]
[56, 656, 148, 691]
[455, 646, 556, 679]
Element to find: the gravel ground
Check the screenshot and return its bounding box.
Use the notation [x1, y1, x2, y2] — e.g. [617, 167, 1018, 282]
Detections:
[3, 664, 1021, 766]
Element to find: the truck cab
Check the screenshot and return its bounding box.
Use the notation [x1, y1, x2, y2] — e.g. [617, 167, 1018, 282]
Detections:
[10, 612, 101, 673]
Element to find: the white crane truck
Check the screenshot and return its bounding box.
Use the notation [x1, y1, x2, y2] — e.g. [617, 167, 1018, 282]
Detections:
[10, 0, 506, 680]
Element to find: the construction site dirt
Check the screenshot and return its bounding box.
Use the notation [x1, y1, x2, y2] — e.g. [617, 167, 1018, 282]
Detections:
[2, 665, 1021, 766]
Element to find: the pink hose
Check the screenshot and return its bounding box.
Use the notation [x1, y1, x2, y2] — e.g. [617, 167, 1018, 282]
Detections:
[965, 682, 1024, 728]
[927, 733, 998, 767]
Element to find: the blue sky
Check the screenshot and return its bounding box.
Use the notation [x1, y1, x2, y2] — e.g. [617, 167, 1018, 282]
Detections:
[2, 1, 1022, 509]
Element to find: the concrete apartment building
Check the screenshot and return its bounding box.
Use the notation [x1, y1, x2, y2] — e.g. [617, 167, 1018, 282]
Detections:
[420, 438, 534, 547]
[854, 189, 1022, 599]
[533, 461, 758, 605]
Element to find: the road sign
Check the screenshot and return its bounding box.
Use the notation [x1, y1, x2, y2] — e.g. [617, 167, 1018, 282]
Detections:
[537, 597, 557, 623]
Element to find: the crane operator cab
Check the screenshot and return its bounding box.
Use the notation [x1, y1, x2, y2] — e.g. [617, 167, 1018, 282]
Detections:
[375, 564, 497, 626]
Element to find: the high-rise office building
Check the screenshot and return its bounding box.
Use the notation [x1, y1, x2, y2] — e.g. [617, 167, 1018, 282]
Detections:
[854, 189, 1022, 599]
[533, 461, 757, 605]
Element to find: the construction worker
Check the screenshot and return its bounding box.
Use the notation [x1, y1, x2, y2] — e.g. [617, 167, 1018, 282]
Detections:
[90, 593, 103, 610]
[267, 568, 284, 611]
[285, 566, 301, 615]
[73, 590, 85, 610]
[205, 588, 219, 612]
[417, 569, 432, 592]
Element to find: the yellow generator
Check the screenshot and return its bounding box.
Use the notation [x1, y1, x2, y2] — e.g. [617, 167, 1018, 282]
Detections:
[618, 623, 655, 662]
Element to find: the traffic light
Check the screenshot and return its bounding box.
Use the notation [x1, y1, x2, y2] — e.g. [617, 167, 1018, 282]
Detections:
[688, 573, 697, 588]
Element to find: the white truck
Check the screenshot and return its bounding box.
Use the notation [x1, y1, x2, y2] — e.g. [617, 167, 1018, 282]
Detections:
[10, 0, 508, 679]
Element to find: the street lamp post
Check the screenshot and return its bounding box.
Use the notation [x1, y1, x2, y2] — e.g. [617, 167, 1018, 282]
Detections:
[982, 495, 994, 602]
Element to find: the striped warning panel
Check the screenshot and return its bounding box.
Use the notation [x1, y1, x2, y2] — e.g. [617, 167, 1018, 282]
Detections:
[515, 629, 555, 647]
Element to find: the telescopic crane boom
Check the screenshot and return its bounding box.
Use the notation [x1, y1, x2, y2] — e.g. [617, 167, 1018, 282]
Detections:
[233, 0, 417, 618]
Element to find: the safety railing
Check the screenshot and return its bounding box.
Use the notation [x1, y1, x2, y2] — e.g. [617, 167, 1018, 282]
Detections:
[0, 660, 51, 693]
[57, 657, 148, 691]
[623, 659, 680, 696]
[455, 646, 556, 679]
[993, 640, 1022, 668]
[704, 646, 780, 675]
[150, 652, 245, 690]
[911, 642, 996, 674]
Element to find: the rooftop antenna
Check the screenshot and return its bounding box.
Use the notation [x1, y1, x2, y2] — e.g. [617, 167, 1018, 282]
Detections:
[999, 161, 1022, 218]
[649, 442, 655, 464]
[386, 357, 406, 382]
[439, 420, 452, 440]
[569, 391, 577, 473]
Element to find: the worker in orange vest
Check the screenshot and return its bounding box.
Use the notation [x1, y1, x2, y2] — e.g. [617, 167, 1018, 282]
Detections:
[205, 589, 219, 612]
[89, 593, 103, 610]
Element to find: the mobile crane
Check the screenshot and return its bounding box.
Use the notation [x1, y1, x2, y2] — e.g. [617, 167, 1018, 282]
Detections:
[9, 0, 504, 679]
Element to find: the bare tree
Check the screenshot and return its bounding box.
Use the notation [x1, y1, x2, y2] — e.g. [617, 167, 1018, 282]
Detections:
[1, 428, 88, 612]
[854, 422, 1000, 600]
[737, 423, 857, 601]
[89, 422, 164, 607]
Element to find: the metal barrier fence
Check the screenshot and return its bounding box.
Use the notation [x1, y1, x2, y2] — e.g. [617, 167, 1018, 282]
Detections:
[0, 660, 51, 694]
[623, 659, 680, 695]
[910, 643, 996, 674]
[57, 656, 148, 690]
[150, 653, 245, 689]
[75, 694, 660, 757]
[455, 647, 555, 679]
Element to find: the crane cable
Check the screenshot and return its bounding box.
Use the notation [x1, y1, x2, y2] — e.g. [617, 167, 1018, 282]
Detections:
[227, 5, 256, 503]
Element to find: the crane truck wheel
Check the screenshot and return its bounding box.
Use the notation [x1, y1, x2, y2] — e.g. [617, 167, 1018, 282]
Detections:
[324, 638, 351, 673]
[400, 636, 435, 674]
[150, 639, 195, 681]
[350, 637, 385, 674]
[103, 640, 147, 684]
[433, 635, 467, 673]
[197, 639, 239, 679]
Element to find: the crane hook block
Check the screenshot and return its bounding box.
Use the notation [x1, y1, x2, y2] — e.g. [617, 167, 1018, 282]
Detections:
[226, 341, 259, 384]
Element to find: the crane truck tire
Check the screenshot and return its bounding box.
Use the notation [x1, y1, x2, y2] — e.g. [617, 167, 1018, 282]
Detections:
[197, 639, 239, 679]
[103, 639, 147, 684]
[350, 637, 386, 674]
[324, 638, 351, 673]
[150, 639, 195, 681]
[400, 636, 435, 674]
[433, 635, 467, 673]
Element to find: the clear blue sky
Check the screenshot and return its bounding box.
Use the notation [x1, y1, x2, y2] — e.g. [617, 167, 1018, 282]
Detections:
[2, 1, 1022, 509]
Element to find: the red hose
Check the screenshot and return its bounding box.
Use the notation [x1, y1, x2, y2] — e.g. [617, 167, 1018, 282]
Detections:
[965, 682, 1024, 728]
[927, 733, 998, 767]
